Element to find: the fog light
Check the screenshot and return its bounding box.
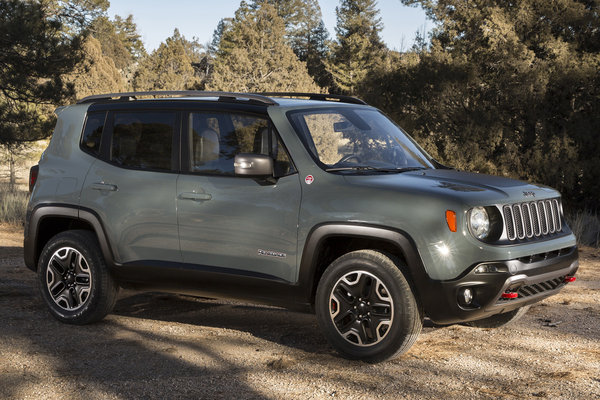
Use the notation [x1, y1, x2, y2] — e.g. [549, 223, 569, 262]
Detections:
[474, 264, 498, 274]
[461, 288, 473, 305]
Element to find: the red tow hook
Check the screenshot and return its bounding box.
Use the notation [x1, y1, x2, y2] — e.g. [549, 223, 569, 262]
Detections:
[564, 276, 576, 283]
[501, 292, 519, 299]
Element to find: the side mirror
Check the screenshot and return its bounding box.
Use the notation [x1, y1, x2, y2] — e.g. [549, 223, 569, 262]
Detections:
[234, 153, 274, 177]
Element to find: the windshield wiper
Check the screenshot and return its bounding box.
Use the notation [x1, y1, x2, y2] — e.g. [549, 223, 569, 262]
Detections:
[325, 165, 379, 172]
[373, 167, 428, 173]
[325, 166, 428, 173]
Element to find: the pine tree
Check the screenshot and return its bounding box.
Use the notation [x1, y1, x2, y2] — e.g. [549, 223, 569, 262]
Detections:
[113, 15, 145, 59]
[250, 0, 331, 89]
[378, 0, 600, 209]
[91, 17, 132, 70]
[0, 0, 84, 145]
[133, 29, 203, 91]
[250, 0, 322, 57]
[206, 2, 320, 92]
[306, 20, 333, 88]
[329, 0, 387, 95]
[67, 36, 127, 98]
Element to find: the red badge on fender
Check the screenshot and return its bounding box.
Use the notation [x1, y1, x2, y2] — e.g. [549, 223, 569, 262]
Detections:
[305, 175, 314, 185]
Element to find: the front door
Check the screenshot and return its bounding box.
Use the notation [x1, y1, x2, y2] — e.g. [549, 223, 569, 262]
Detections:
[177, 111, 301, 283]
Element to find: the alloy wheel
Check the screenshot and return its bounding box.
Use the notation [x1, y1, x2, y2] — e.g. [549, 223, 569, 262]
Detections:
[329, 270, 394, 346]
[46, 247, 92, 311]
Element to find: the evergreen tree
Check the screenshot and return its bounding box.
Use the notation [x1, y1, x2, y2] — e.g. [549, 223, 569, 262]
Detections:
[133, 29, 203, 91]
[113, 15, 145, 59]
[250, 0, 331, 89]
[329, 0, 387, 95]
[91, 16, 132, 70]
[67, 36, 127, 98]
[91, 14, 145, 71]
[49, 0, 110, 33]
[374, 0, 600, 209]
[250, 0, 322, 58]
[306, 20, 334, 88]
[207, 2, 320, 92]
[0, 0, 84, 145]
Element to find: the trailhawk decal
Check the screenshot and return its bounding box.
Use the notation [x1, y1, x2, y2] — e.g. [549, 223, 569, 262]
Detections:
[258, 249, 287, 258]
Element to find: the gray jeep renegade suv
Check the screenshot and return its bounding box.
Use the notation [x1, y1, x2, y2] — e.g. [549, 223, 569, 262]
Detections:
[25, 91, 579, 362]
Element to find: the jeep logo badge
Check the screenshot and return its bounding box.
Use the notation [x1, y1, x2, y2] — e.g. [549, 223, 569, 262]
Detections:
[523, 191, 535, 197]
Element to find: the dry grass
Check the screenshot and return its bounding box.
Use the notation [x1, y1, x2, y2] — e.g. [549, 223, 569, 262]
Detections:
[565, 209, 600, 248]
[0, 183, 28, 226]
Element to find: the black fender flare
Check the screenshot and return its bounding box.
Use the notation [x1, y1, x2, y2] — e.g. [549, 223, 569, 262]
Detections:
[24, 204, 116, 271]
[296, 223, 433, 306]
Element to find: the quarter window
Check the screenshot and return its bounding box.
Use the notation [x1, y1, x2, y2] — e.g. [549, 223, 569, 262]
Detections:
[111, 112, 176, 171]
[81, 112, 106, 156]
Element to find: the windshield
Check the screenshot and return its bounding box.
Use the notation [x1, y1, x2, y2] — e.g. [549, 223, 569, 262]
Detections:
[287, 107, 435, 172]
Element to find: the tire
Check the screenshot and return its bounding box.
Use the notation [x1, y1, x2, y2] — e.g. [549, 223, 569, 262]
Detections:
[464, 306, 530, 329]
[37, 230, 119, 325]
[315, 250, 423, 363]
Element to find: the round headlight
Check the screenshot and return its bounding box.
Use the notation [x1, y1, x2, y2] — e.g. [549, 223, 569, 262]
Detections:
[469, 207, 490, 240]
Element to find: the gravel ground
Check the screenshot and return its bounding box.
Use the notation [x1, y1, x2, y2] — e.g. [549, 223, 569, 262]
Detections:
[1, 223, 599, 399]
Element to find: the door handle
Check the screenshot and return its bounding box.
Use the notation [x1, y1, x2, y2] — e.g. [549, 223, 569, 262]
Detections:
[91, 182, 118, 191]
[178, 192, 212, 201]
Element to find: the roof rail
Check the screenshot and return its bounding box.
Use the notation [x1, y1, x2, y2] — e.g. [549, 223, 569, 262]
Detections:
[77, 91, 278, 106]
[258, 92, 367, 105]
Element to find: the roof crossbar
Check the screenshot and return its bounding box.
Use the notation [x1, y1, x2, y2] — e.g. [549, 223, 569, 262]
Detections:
[77, 91, 278, 105]
[258, 92, 367, 105]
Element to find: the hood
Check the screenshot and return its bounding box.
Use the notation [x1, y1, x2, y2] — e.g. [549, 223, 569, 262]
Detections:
[343, 168, 560, 206]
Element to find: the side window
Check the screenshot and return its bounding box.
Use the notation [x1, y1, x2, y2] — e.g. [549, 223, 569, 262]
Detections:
[188, 112, 295, 176]
[111, 112, 176, 171]
[81, 112, 106, 156]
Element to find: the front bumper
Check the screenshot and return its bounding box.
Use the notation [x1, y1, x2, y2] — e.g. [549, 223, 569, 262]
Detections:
[422, 246, 579, 324]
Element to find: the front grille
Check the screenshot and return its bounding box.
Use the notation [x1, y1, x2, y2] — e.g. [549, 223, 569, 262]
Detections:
[503, 199, 562, 241]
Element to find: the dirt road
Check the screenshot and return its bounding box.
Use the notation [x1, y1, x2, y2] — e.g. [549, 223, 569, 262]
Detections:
[1, 223, 599, 399]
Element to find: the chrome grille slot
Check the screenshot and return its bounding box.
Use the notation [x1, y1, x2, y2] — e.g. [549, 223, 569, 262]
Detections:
[501, 198, 563, 242]
[546, 200, 555, 233]
[513, 204, 525, 239]
[530, 202, 540, 236]
[504, 205, 515, 240]
[523, 203, 533, 238]
[553, 199, 561, 233]
[538, 201, 548, 234]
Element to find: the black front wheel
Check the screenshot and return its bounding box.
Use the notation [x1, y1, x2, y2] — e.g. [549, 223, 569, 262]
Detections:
[315, 250, 423, 362]
[37, 230, 119, 325]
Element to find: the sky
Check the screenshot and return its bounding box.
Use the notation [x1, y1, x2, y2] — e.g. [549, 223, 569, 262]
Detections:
[107, 0, 430, 53]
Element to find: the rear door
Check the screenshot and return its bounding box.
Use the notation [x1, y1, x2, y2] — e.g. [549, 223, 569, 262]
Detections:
[176, 110, 301, 283]
[80, 109, 181, 263]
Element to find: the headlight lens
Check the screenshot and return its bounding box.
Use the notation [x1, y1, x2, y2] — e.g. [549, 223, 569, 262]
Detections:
[469, 206, 490, 240]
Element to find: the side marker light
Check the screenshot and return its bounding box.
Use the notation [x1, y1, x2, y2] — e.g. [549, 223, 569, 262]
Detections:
[446, 210, 457, 232]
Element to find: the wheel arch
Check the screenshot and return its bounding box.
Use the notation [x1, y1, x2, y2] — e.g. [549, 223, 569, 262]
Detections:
[24, 204, 115, 271]
[297, 223, 431, 306]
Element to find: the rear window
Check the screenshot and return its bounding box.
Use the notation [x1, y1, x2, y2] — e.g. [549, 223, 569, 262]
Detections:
[111, 112, 176, 171]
